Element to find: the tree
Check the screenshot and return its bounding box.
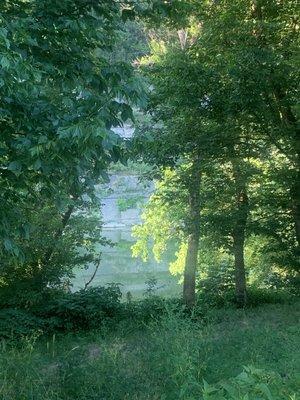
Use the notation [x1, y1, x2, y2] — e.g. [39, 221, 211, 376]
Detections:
[133, 35, 233, 306]
[0, 198, 109, 307]
[193, 0, 299, 250]
[0, 0, 144, 261]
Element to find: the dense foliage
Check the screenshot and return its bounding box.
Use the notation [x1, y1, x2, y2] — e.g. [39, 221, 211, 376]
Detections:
[132, 0, 300, 306]
[0, 0, 146, 298]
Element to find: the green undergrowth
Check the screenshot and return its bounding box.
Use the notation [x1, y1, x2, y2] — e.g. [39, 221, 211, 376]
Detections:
[0, 285, 298, 339]
[0, 301, 299, 399]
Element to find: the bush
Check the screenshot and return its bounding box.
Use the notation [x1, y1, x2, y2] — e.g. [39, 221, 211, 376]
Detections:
[39, 285, 123, 332]
[117, 195, 144, 212]
[195, 261, 236, 310]
[0, 203, 105, 301]
[246, 287, 297, 307]
[128, 296, 182, 323]
[0, 285, 124, 339]
[195, 284, 297, 314]
[196, 288, 236, 311]
[202, 366, 298, 399]
[1, 282, 298, 341]
[0, 309, 45, 339]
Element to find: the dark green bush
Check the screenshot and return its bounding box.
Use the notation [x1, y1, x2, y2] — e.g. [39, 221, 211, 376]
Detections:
[126, 296, 184, 324]
[0, 282, 298, 341]
[0, 285, 123, 339]
[202, 366, 298, 399]
[39, 285, 123, 332]
[246, 287, 297, 306]
[194, 286, 297, 317]
[195, 261, 236, 310]
[0, 309, 45, 339]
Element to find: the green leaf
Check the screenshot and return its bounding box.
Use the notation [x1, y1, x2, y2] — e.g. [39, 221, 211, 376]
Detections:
[120, 103, 134, 122]
[7, 161, 22, 176]
[33, 158, 42, 171]
[102, 132, 120, 151]
[3, 238, 13, 252]
[100, 170, 109, 183]
[0, 55, 10, 69]
[21, 224, 31, 240]
[257, 383, 273, 400]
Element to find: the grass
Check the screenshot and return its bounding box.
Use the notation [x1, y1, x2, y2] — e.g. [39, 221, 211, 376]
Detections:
[0, 301, 299, 399]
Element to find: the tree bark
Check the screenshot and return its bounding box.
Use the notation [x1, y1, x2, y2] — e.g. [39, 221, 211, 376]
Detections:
[273, 89, 300, 249]
[183, 233, 200, 307]
[183, 157, 201, 308]
[232, 162, 249, 307]
[232, 222, 247, 307]
[291, 159, 300, 249]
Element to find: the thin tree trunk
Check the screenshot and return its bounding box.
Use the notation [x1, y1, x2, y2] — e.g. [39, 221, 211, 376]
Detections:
[183, 232, 200, 307]
[83, 254, 101, 290]
[232, 162, 249, 307]
[291, 158, 300, 248]
[183, 157, 201, 308]
[232, 222, 247, 307]
[273, 89, 300, 248]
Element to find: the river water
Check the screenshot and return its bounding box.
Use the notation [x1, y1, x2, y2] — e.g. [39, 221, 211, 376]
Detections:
[72, 174, 181, 299]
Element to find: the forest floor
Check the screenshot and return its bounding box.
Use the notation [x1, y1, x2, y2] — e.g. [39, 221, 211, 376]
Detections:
[1, 301, 299, 399]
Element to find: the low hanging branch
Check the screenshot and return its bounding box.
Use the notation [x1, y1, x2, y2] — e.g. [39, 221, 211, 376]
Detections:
[83, 254, 102, 291]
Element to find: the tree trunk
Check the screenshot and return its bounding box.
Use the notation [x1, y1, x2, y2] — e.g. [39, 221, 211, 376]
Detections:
[270, 83, 300, 249]
[183, 157, 201, 308]
[232, 223, 247, 307]
[289, 118, 300, 249]
[232, 162, 249, 307]
[183, 233, 200, 307]
[291, 160, 300, 249]
[83, 254, 101, 290]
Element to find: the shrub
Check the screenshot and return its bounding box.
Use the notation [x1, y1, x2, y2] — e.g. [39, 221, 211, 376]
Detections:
[39, 285, 123, 332]
[246, 287, 297, 307]
[0, 203, 105, 302]
[202, 366, 298, 399]
[0, 309, 45, 339]
[195, 261, 236, 310]
[195, 284, 297, 314]
[0, 285, 124, 339]
[127, 296, 183, 324]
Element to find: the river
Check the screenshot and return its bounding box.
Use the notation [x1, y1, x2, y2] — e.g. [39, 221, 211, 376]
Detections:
[72, 173, 181, 299]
